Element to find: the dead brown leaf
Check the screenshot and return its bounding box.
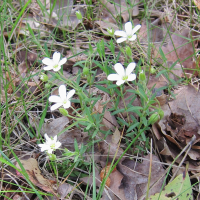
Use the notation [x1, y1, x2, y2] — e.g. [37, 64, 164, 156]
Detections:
[57, 183, 73, 199]
[112, 128, 121, 144]
[153, 84, 200, 174]
[155, 29, 197, 74]
[138, 21, 164, 44]
[168, 84, 200, 146]
[118, 154, 165, 200]
[96, 0, 139, 35]
[93, 88, 119, 131]
[16, 158, 56, 193]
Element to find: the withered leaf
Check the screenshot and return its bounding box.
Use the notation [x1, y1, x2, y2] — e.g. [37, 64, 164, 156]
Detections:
[16, 158, 56, 193]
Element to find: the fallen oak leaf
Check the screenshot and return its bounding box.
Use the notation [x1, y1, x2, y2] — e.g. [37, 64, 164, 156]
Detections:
[155, 29, 197, 75]
[118, 155, 165, 200]
[16, 158, 56, 194]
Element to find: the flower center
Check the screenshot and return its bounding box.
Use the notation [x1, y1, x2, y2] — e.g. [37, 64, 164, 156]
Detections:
[50, 143, 56, 150]
[63, 99, 67, 104]
[127, 34, 132, 39]
[53, 64, 59, 69]
[122, 75, 128, 81]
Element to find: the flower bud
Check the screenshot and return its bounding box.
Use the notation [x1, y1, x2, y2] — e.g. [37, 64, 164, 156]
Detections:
[49, 154, 56, 161]
[125, 46, 132, 57]
[158, 109, 164, 119]
[76, 10, 82, 20]
[59, 108, 68, 116]
[139, 70, 146, 82]
[83, 67, 90, 75]
[45, 83, 51, 89]
[148, 113, 160, 125]
[107, 28, 114, 36]
[150, 67, 156, 74]
[40, 73, 48, 82]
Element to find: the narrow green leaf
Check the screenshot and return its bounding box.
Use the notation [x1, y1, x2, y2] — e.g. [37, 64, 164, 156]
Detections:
[95, 85, 110, 94]
[111, 108, 125, 115]
[127, 122, 140, 132]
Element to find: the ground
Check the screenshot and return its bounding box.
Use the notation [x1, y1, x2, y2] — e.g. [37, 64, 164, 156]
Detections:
[0, 0, 200, 200]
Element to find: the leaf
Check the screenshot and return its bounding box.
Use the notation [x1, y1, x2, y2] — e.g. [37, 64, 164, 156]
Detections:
[127, 122, 140, 133]
[126, 106, 143, 112]
[95, 85, 110, 95]
[111, 108, 126, 115]
[148, 172, 193, 200]
[57, 183, 73, 199]
[112, 128, 121, 144]
[118, 154, 165, 200]
[16, 158, 56, 193]
[155, 29, 197, 74]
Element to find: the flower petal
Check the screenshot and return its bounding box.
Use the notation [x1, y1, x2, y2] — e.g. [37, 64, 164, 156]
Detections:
[47, 149, 53, 154]
[127, 74, 136, 81]
[116, 80, 125, 86]
[114, 30, 127, 37]
[132, 24, 141, 34]
[53, 135, 58, 142]
[49, 95, 61, 103]
[114, 63, 125, 76]
[59, 85, 66, 101]
[128, 35, 137, 41]
[126, 62, 136, 75]
[66, 89, 75, 100]
[63, 100, 71, 109]
[43, 65, 53, 71]
[125, 22, 133, 36]
[39, 146, 48, 152]
[42, 58, 53, 66]
[44, 134, 51, 142]
[107, 74, 121, 81]
[53, 52, 60, 64]
[50, 103, 63, 111]
[38, 143, 46, 148]
[116, 37, 127, 43]
[58, 58, 67, 66]
[55, 141, 61, 149]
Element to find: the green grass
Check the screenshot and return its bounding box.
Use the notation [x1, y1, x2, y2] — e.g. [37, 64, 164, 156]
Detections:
[0, 0, 199, 199]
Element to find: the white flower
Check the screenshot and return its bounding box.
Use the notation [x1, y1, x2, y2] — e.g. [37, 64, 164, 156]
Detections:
[42, 52, 67, 71]
[114, 22, 141, 43]
[38, 134, 61, 154]
[49, 85, 75, 111]
[107, 62, 136, 86]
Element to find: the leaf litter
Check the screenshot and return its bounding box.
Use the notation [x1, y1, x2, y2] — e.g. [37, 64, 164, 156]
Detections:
[1, 0, 200, 199]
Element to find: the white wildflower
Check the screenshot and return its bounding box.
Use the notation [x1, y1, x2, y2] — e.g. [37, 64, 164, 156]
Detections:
[49, 85, 75, 111]
[107, 62, 136, 86]
[42, 52, 67, 72]
[114, 22, 141, 43]
[38, 134, 61, 154]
